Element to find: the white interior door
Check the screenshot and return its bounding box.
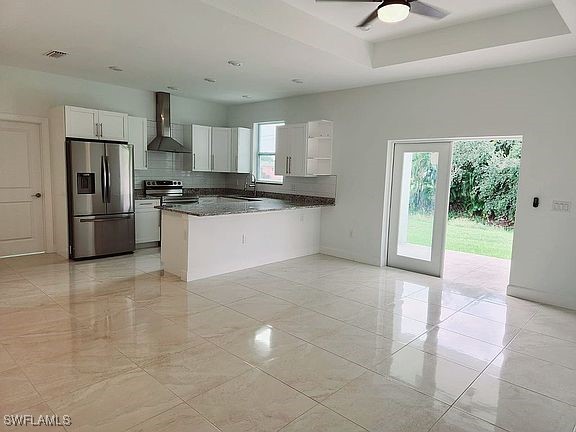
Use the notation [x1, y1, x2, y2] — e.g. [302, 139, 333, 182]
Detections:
[387, 142, 453, 277]
[0, 120, 45, 257]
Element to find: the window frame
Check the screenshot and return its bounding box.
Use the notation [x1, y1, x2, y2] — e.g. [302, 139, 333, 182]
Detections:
[255, 121, 285, 184]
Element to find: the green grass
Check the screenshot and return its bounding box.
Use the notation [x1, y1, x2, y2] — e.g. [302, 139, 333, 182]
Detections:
[406, 214, 513, 259]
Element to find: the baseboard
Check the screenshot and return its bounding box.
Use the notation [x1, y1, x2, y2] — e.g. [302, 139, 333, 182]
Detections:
[320, 246, 381, 267]
[136, 242, 160, 250]
[507, 284, 576, 311]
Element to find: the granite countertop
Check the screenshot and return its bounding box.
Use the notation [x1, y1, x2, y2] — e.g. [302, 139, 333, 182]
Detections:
[156, 195, 335, 217]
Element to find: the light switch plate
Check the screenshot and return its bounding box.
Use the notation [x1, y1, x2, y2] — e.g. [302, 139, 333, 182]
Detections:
[552, 200, 571, 212]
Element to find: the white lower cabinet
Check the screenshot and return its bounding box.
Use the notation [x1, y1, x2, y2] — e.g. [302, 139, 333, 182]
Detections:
[135, 200, 161, 244]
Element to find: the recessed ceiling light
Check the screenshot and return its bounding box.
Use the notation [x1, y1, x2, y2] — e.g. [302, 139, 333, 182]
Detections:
[167, 86, 179, 91]
[228, 60, 243, 67]
[108, 66, 123, 72]
[242, 95, 252, 99]
[292, 79, 304, 84]
[204, 78, 217, 83]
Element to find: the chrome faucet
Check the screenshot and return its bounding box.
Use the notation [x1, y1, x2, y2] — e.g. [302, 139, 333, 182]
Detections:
[244, 174, 257, 197]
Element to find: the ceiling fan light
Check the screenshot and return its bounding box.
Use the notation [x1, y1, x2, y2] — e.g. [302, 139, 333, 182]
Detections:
[378, 3, 410, 23]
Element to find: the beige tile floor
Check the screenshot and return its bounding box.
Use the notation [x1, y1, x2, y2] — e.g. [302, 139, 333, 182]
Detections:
[1, 249, 575, 432]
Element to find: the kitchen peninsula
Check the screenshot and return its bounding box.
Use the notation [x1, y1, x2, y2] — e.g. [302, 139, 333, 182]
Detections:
[159, 195, 334, 281]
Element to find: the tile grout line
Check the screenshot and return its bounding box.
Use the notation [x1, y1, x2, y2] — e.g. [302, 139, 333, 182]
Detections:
[444, 302, 576, 429]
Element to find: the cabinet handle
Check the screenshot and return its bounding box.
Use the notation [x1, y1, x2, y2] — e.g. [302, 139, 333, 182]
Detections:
[211, 154, 215, 171]
[193, 153, 196, 170]
[288, 156, 292, 174]
[285, 156, 288, 174]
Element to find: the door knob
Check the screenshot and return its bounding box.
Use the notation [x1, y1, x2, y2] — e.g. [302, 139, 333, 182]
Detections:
[33, 193, 42, 198]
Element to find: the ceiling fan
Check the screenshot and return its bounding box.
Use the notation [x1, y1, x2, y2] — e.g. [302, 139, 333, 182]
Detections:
[316, 0, 449, 27]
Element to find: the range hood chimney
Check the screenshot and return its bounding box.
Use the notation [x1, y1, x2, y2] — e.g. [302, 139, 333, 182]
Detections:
[147, 92, 189, 153]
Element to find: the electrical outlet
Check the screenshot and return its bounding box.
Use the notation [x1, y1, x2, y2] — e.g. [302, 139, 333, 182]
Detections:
[552, 200, 571, 213]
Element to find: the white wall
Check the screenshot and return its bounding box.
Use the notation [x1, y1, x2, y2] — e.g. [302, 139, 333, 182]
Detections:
[0, 65, 228, 125]
[228, 56, 576, 310]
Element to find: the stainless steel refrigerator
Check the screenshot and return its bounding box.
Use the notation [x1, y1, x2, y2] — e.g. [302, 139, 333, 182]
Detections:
[67, 139, 135, 259]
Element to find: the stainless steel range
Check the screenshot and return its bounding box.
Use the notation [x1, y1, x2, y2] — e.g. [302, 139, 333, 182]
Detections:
[144, 180, 199, 205]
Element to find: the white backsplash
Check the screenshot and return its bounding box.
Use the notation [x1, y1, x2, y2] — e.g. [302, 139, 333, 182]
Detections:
[226, 173, 337, 198]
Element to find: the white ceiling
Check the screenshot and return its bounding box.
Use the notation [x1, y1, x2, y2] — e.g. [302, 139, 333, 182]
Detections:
[0, 0, 574, 104]
[283, 0, 551, 42]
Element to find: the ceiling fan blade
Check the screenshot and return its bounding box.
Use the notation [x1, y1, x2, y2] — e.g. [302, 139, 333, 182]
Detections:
[409, 0, 449, 19]
[356, 8, 380, 28]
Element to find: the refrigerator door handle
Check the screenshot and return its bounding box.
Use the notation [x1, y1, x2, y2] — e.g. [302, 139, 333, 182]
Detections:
[105, 155, 111, 203]
[79, 216, 132, 223]
[101, 155, 107, 204]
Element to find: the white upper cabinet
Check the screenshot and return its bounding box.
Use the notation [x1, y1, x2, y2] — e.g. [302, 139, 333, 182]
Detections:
[288, 123, 308, 177]
[275, 125, 291, 176]
[192, 125, 212, 172]
[275, 121, 333, 177]
[65, 106, 99, 140]
[128, 116, 148, 170]
[65, 106, 128, 141]
[99, 110, 128, 141]
[192, 125, 252, 173]
[211, 127, 232, 172]
[231, 127, 252, 173]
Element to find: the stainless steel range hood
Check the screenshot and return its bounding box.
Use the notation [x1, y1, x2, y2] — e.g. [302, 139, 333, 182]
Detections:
[147, 92, 190, 153]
